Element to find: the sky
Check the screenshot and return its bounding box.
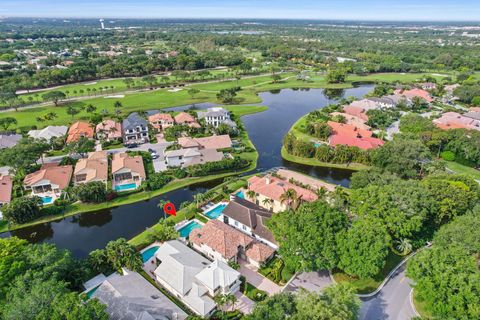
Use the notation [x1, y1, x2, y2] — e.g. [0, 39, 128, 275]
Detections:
[2, 0, 480, 21]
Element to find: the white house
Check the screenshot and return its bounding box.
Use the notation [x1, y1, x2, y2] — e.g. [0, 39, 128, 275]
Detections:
[164, 148, 223, 168]
[198, 107, 237, 129]
[28, 126, 68, 140]
[154, 240, 241, 317]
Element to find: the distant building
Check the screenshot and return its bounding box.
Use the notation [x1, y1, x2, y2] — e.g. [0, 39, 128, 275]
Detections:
[148, 113, 174, 131]
[96, 120, 122, 141]
[0, 174, 13, 216]
[28, 126, 68, 141]
[178, 135, 232, 150]
[0, 134, 22, 149]
[122, 113, 149, 144]
[327, 121, 384, 150]
[66, 121, 94, 144]
[197, 107, 237, 128]
[394, 88, 433, 103]
[174, 112, 200, 128]
[433, 112, 480, 131]
[164, 148, 223, 168]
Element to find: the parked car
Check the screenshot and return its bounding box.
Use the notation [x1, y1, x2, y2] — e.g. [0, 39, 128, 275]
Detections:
[125, 143, 138, 148]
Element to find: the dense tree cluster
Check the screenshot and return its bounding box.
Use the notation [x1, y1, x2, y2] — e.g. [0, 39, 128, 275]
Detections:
[407, 211, 480, 319]
[246, 283, 359, 320]
[0, 237, 108, 319]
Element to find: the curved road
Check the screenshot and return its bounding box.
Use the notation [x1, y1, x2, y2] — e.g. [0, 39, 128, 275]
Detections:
[359, 264, 417, 320]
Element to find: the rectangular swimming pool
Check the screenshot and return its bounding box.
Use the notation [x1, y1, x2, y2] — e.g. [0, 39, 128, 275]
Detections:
[204, 203, 227, 219]
[41, 196, 53, 205]
[178, 221, 202, 238]
[115, 183, 137, 192]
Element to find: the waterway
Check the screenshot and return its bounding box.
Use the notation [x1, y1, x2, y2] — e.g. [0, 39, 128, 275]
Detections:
[1, 85, 374, 257]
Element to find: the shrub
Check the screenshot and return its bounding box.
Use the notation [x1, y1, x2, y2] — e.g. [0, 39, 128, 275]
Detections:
[440, 150, 456, 161]
[73, 181, 107, 203]
[146, 174, 173, 191]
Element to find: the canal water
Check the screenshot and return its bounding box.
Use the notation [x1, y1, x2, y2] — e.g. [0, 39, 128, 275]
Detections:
[1, 85, 374, 257]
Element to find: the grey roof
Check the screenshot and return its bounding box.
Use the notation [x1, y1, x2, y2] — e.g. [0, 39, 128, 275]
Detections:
[92, 270, 187, 320]
[223, 197, 277, 244]
[0, 134, 22, 149]
[123, 113, 148, 131]
[165, 148, 201, 158]
[197, 107, 229, 119]
[463, 111, 480, 121]
[368, 97, 396, 106]
[28, 126, 68, 140]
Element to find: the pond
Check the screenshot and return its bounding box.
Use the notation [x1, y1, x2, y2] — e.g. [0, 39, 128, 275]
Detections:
[0, 85, 374, 257]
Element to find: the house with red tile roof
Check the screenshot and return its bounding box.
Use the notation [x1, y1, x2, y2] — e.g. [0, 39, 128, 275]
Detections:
[148, 113, 175, 131]
[327, 121, 383, 150]
[342, 105, 370, 121]
[330, 112, 371, 131]
[190, 220, 275, 268]
[0, 174, 13, 210]
[174, 112, 200, 128]
[246, 175, 318, 213]
[178, 135, 232, 150]
[67, 121, 94, 144]
[73, 151, 109, 185]
[394, 88, 433, 103]
[24, 164, 73, 203]
[96, 120, 122, 141]
[433, 112, 480, 131]
[111, 153, 146, 191]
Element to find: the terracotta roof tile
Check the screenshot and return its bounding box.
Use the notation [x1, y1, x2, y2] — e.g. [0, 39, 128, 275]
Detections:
[24, 164, 73, 190]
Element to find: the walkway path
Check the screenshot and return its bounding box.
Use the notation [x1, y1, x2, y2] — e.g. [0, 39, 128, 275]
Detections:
[238, 261, 282, 296]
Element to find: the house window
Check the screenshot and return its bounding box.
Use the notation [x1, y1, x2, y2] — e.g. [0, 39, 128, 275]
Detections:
[242, 225, 246, 230]
[234, 221, 238, 226]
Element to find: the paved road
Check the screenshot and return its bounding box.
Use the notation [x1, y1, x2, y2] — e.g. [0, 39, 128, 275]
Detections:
[359, 264, 417, 320]
[41, 141, 172, 173]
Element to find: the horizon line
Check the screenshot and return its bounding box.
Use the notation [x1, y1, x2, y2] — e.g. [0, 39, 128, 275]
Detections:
[2, 16, 480, 23]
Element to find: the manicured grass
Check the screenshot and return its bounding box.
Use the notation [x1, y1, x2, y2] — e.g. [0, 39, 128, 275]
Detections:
[445, 161, 480, 180]
[258, 256, 295, 285]
[243, 282, 267, 302]
[413, 290, 433, 319]
[2, 71, 447, 130]
[332, 251, 404, 294]
[281, 147, 369, 171]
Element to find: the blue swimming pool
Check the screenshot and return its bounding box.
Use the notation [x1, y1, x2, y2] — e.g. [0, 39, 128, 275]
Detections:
[204, 203, 227, 219]
[178, 221, 202, 238]
[41, 196, 53, 205]
[142, 246, 160, 262]
[86, 286, 99, 298]
[235, 191, 245, 199]
[115, 183, 137, 192]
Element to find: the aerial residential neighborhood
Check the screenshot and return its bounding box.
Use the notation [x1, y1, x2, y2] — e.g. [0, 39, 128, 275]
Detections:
[0, 3, 479, 320]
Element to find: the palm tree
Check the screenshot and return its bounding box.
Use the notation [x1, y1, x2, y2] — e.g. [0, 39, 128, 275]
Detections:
[396, 238, 413, 255]
[214, 293, 236, 316]
[194, 193, 205, 207]
[280, 188, 298, 210]
[315, 187, 328, 200]
[246, 190, 257, 202]
[262, 198, 274, 211]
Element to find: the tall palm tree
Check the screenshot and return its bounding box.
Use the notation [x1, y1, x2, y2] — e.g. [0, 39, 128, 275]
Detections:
[262, 198, 274, 211]
[246, 190, 257, 202]
[315, 187, 328, 200]
[194, 193, 205, 208]
[280, 188, 298, 210]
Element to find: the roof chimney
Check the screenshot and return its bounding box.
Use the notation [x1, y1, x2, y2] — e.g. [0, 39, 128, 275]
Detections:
[266, 177, 271, 185]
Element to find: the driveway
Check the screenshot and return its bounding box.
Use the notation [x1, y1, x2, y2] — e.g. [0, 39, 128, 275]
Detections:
[239, 261, 282, 296]
[283, 270, 332, 293]
[359, 264, 417, 320]
[221, 291, 254, 315]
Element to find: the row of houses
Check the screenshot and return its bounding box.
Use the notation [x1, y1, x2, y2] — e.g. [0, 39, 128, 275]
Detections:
[16, 151, 145, 206]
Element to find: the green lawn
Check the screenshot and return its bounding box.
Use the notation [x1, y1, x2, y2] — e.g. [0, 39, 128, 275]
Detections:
[332, 251, 404, 294]
[2, 71, 451, 131]
[413, 290, 433, 319]
[445, 161, 480, 180]
[281, 147, 369, 171]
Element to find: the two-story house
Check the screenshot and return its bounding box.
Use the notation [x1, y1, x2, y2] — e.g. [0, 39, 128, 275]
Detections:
[73, 151, 108, 185]
[111, 152, 146, 191]
[154, 240, 241, 317]
[23, 164, 73, 204]
[197, 107, 237, 129]
[122, 113, 149, 145]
